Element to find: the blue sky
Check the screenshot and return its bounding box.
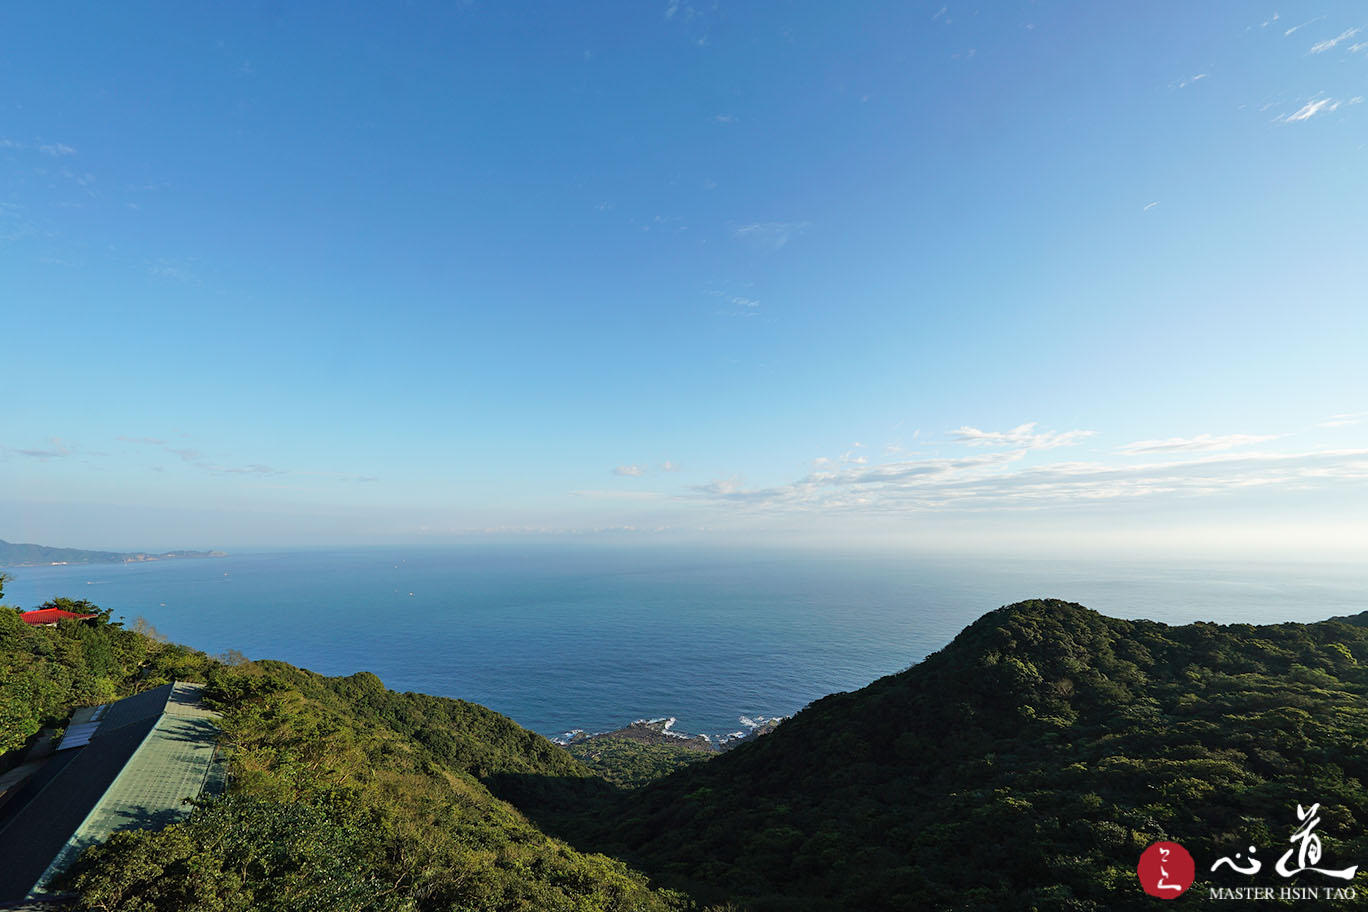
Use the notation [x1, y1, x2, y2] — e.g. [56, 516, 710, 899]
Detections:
[3, 1, 1366, 556]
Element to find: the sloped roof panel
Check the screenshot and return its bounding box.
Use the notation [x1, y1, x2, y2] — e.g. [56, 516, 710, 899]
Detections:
[91, 683, 174, 736]
[0, 717, 160, 902]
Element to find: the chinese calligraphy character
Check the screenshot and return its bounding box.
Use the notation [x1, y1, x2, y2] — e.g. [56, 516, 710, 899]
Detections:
[1156, 847, 1184, 891]
[1274, 803, 1358, 880]
[1211, 846, 1261, 875]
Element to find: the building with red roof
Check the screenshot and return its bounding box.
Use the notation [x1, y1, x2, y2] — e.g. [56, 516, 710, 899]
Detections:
[18, 608, 99, 627]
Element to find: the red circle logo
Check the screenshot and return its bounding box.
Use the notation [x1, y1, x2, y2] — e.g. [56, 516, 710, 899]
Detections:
[1137, 841, 1195, 898]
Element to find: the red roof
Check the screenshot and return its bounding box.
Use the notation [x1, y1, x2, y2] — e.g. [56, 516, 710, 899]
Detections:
[19, 608, 100, 625]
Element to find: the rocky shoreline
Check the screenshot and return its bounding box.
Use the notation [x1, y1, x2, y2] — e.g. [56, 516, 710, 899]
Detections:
[558, 714, 784, 753]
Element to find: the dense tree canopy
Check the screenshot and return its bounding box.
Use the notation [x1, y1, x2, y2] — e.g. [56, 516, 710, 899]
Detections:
[565, 737, 711, 790]
[541, 600, 1368, 910]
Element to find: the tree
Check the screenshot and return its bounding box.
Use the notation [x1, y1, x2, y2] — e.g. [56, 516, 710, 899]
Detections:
[38, 596, 113, 623]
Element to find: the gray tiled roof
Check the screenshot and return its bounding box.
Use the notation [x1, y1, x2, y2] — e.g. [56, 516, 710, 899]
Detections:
[0, 683, 220, 904]
[0, 717, 158, 902]
[90, 683, 174, 735]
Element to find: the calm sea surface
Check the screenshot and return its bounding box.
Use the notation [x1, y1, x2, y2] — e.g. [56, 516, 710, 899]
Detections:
[5, 546, 1366, 739]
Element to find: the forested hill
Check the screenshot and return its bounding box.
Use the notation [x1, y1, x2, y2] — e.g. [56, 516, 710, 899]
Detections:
[554, 599, 1368, 910]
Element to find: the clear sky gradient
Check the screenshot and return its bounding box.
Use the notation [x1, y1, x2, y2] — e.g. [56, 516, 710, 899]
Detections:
[3, 1, 1366, 556]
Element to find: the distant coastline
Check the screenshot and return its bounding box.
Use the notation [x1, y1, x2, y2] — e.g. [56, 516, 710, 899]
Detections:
[0, 538, 226, 569]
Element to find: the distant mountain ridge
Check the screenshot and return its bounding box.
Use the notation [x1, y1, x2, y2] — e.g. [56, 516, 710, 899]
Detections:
[0, 538, 225, 567]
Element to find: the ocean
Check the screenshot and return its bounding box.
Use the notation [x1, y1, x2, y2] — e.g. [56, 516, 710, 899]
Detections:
[5, 546, 1366, 740]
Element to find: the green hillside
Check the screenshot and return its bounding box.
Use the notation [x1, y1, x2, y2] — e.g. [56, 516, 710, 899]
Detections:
[0, 582, 694, 912]
[63, 659, 690, 911]
[549, 599, 1368, 910]
[10, 582, 1368, 911]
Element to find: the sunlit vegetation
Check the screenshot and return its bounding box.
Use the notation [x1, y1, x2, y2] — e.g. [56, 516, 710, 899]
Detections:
[2, 578, 700, 911]
[60, 660, 699, 911]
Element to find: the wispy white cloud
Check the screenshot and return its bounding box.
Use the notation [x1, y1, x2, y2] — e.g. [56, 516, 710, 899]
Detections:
[218, 464, 279, 475]
[117, 435, 289, 479]
[1310, 26, 1360, 53]
[197, 458, 282, 476]
[704, 285, 766, 318]
[147, 259, 200, 283]
[664, 0, 697, 20]
[692, 451, 1025, 508]
[733, 221, 810, 252]
[1117, 433, 1278, 455]
[1285, 15, 1326, 36]
[613, 464, 645, 477]
[691, 448, 1368, 514]
[951, 422, 1095, 450]
[1277, 96, 1345, 122]
[18, 433, 377, 487]
[0, 138, 78, 156]
[810, 446, 873, 469]
[661, 460, 680, 472]
[59, 168, 96, 188]
[1319, 411, 1368, 428]
[1177, 73, 1208, 88]
[1143, 201, 1159, 211]
[692, 476, 752, 498]
[6, 437, 73, 460]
